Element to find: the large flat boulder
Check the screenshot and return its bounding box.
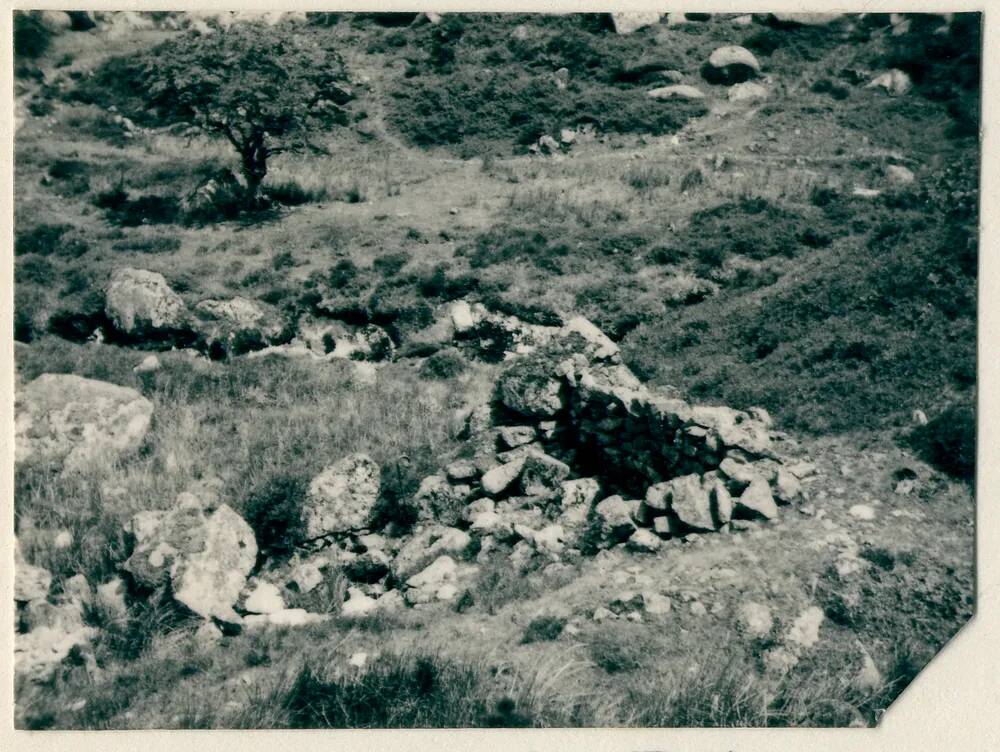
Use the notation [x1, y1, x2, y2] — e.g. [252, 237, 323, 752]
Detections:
[16, 374, 153, 471]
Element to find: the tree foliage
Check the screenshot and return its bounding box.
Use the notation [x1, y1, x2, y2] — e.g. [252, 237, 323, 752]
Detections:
[137, 25, 353, 206]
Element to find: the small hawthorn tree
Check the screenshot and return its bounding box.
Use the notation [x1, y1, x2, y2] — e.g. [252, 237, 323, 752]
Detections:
[139, 24, 352, 208]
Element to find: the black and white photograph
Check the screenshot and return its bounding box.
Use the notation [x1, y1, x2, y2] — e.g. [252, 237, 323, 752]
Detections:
[7, 8, 982, 732]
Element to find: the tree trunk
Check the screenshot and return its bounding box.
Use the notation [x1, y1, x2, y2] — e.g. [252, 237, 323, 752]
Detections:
[240, 132, 269, 210]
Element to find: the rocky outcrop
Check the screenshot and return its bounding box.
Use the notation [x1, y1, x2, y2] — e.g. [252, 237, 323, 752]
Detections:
[15, 374, 153, 472]
[105, 267, 189, 344]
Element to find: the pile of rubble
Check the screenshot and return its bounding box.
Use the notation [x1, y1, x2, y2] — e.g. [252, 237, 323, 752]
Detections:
[15, 314, 815, 682]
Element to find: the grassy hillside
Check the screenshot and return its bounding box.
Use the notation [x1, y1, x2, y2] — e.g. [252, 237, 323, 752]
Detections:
[12, 11, 978, 729]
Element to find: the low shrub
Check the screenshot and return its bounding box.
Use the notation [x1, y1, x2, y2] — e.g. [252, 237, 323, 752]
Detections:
[14, 11, 52, 60]
[15, 223, 82, 256]
[111, 236, 183, 254]
[372, 250, 410, 277]
[588, 627, 645, 673]
[95, 187, 181, 227]
[329, 259, 359, 288]
[278, 655, 488, 728]
[243, 475, 309, 558]
[521, 615, 565, 644]
[419, 349, 467, 380]
[265, 179, 329, 206]
[15, 255, 56, 286]
[907, 403, 976, 481]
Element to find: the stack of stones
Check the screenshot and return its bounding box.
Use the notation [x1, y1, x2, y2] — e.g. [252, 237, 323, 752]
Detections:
[422, 316, 806, 551]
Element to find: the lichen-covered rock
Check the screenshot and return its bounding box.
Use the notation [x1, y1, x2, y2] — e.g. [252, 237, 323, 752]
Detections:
[16, 374, 153, 472]
[498, 425, 536, 449]
[123, 491, 257, 622]
[557, 478, 601, 541]
[393, 526, 470, 580]
[657, 474, 716, 533]
[404, 555, 458, 605]
[413, 475, 468, 526]
[480, 458, 526, 496]
[496, 367, 564, 418]
[303, 454, 381, 538]
[520, 451, 571, 495]
[105, 267, 188, 341]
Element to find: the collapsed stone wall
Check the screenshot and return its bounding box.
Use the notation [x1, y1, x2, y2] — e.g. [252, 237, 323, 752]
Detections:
[485, 317, 800, 538]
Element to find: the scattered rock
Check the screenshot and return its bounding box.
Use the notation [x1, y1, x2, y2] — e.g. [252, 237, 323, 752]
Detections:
[413, 474, 468, 526]
[886, 164, 916, 185]
[16, 374, 154, 471]
[192, 297, 284, 357]
[124, 493, 257, 623]
[627, 528, 662, 553]
[341, 586, 378, 617]
[667, 474, 716, 532]
[445, 459, 479, 482]
[594, 496, 638, 546]
[244, 608, 330, 628]
[866, 69, 912, 96]
[643, 591, 672, 615]
[770, 13, 843, 27]
[727, 81, 769, 102]
[14, 541, 51, 603]
[610, 12, 662, 34]
[287, 558, 325, 594]
[735, 477, 779, 520]
[849, 504, 876, 521]
[95, 578, 128, 621]
[133, 354, 161, 374]
[498, 425, 536, 449]
[520, 451, 571, 495]
[393, 526, 470, 580]
[405, 555, 458, 605]
[481, 458, 526, 496]
[704, 45, 761, 85]
[786, 606, 825, 649]
[243, 582, 285, 615]
[737, 602, 773, 637]
[303, 454, 381, 539]
[647, 84, 706, 100]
